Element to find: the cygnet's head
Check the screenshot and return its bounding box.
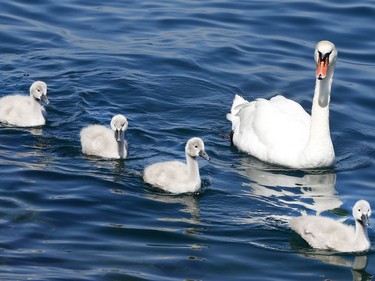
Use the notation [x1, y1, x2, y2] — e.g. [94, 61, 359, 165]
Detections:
[185, 137, 210, 160]
[353, 200, 371, 228]
[30, 81, 49, 105]
[314, 40, 338, 80]
[110, 114, 128, 142]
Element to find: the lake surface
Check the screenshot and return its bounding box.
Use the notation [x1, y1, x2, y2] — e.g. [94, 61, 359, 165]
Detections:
[0, 0, 375, 280]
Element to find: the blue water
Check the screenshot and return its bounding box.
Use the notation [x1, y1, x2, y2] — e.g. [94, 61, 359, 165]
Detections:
[0, 0, 375, 280]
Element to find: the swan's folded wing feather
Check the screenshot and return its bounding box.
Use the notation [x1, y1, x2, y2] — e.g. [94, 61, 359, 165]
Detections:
[144, 161, 187, 187]
[80, 125, 119, 158]
[291, 216, 355, 250]
[242, 97, 310, 149]
[0, 95, 47, 127]
[270, 95, 310, 124]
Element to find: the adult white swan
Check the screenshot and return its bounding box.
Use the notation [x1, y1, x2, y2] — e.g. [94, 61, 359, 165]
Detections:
[80, 114, 128, 159]
[290, 200, 372, 252]
[143, 137, 210, 194]
[0, 81, 49, 127]
[227, 41, 337, 169]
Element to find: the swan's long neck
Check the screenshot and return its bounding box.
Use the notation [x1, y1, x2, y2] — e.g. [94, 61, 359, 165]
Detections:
[116, 132, 127, 159]
[354, 220, 369, 246]
[31, 96, 42, 113]
[186, 154, 200, 183]
[303, 63, 335, 166]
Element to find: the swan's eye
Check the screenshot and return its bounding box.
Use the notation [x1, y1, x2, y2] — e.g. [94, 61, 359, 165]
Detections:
[358, 209, 361, 212]
[194, 145, 198, 148]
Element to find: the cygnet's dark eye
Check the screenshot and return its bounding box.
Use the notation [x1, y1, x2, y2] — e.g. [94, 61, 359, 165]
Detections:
[195, 145, 198, 148]
[358, 209, 361, 212]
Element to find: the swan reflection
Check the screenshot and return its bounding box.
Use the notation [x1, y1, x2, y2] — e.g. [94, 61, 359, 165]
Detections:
[237, 156, 342, 215]
[82, 158, 126, 183]
[291, 247, 370, 281]
[144, 192, 201, 224]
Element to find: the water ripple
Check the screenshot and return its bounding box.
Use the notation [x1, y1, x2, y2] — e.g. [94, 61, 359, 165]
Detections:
[1, 0, 375, 280]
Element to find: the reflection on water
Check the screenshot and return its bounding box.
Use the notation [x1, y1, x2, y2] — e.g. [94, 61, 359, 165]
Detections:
[0, 126, 43, 137]
[27, 128, 43, 137]
[290, 234, 372, 280]
[144, 192, 203, 239]
[351, 255, 373, 281]
[293, 247, 371, 281]
[237, 155, 373, 281]
[0, 131, 54, 173]
[237, 156, 342, 215]
[145, 193, 201, 224]
[82, 157, 126, 183]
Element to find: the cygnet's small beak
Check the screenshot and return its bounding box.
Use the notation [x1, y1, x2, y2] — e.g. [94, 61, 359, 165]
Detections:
[199, 150, 210, 161]
[41, 95, 50, 105]
[115, 129, 123, 142]
[361, 213, 370, 227]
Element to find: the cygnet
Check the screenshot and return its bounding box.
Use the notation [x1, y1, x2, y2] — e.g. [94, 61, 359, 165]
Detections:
[80, 114, 128, 159]
[0, 81, 49, 127]
[143, 137, 210, 194]
[290, 200, 372, 252]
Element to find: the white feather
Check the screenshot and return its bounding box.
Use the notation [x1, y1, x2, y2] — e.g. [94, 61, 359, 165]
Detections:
[0, 81, 49, 127]
[143, 137, 210, 194]
[290, 200, 371, 252]
[80, 114, 128, 159]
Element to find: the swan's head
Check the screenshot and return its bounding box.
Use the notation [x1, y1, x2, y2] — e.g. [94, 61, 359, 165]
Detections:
[30, 81, 49, 105]
[353, 200, 371, 228]
[314, 40, 337, 80]
[186, 137, 210, 160]
[110, 114, 128, 142]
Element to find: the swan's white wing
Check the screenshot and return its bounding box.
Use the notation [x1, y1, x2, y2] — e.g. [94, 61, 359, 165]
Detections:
[143, 161, 189, 192]
[269, 95, 310, 122]
[80, 125, 119, 158]
[250, 95, 310, 147]
[231, 95, 311, 165]
[0, 95, 44, 126]
[290, 216, 354, 251]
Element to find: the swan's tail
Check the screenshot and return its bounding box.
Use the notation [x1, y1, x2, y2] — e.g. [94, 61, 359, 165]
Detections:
[226, 94, 248, 132]
[226, 94, 247, 121]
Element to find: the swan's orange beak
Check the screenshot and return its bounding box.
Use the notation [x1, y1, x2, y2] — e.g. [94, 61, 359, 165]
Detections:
[316, 56, 329, 80]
